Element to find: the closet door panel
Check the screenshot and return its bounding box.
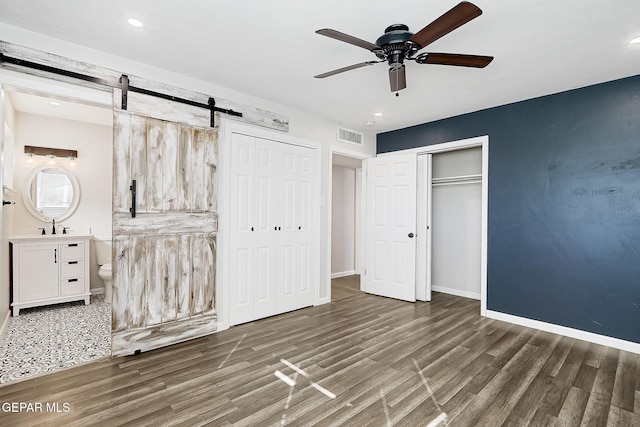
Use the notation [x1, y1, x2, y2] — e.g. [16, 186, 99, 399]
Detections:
[253, 137, 281, 318]
[229, 133, 256, 325]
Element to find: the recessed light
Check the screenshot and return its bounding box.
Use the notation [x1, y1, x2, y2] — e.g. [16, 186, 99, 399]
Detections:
[128, 18, 143, 28]
[364, 121, 375, 126]
[50, 101, 61, 106]
[630, 36, 640, 44]
[374, 113, 383, 117]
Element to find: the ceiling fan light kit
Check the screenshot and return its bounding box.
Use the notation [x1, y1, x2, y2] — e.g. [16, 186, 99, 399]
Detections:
[314, 1, 494, 93]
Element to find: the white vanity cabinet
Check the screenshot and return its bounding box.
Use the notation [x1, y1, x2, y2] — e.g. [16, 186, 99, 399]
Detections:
[10, 235, 91, 316]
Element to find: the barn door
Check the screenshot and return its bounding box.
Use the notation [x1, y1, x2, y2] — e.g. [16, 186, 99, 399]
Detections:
[111, 99, 218, 356]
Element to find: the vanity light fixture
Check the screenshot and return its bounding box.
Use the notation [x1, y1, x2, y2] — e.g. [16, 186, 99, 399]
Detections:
[68, 156, 77, 167]
[24, 146, 79, 165]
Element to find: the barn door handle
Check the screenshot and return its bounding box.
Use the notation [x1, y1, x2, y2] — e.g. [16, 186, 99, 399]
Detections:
[129, 179, 137, 218]
[54, 248, 57, 263]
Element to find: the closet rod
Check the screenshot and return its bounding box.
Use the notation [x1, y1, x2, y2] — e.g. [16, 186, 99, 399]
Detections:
[432, 180, 482, 187]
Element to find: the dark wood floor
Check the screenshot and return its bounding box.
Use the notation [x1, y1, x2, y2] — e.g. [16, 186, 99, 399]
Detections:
[331, 275, 362, 302]
[1, 281, 638, 426]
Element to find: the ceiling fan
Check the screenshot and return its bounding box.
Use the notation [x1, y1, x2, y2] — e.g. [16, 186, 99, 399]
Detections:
[314, 1, 493, 93]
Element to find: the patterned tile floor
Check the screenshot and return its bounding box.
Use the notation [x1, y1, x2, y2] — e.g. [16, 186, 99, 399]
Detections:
[0, 295, 111, 385]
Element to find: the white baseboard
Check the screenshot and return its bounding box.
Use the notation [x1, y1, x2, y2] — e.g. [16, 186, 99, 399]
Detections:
[0, 310, 10, 342]
[486, 310, 640, 355]
[331, 270, 356, 279]
[432, 285, 480, 300]
[91, 287, 105, 295]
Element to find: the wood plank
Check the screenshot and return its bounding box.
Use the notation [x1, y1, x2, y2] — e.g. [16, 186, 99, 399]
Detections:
[146, 235, 163, 326]
[176, 234, 191, 320]
[205, 130, 218, 213]
[128, 234, 147, 329]
[162, 121, 179, 212]
[130, 113, 148, 213]
[111, 314, 217, 357]
[177, 126, 193, 211]
[204, 233, 217, 315]
[146, 118, 164, 212]
[191, 128, 207, 212]
[112, 111, 131, 213]
[111, 235, 130, 332]
[112, 212, 217, 234]
[190, 233, 206, 316]
[162, 236, 178, 323]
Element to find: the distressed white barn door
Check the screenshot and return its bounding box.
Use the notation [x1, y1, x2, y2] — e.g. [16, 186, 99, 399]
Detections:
[111, 91, 218, 356]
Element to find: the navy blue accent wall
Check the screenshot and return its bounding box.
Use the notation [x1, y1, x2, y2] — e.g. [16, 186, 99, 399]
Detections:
[378, 75, 640, 344]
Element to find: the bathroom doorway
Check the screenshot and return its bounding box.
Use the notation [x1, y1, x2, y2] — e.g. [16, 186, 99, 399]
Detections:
[0, 76, 114, 384]
[329, 148, 370, 301]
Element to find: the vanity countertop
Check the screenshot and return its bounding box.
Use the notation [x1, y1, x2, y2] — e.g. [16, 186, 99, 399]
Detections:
[9, 234, 92, 243]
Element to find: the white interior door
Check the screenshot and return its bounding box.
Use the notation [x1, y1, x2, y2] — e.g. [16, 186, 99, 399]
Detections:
[278, 143, 315, 312]
[365, 153, 417, 302]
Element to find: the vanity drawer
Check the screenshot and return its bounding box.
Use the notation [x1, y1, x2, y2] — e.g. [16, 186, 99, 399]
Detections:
[60, 278, 85, 297]
[60, 261, 85, 279]
[60, 243, 85, 261]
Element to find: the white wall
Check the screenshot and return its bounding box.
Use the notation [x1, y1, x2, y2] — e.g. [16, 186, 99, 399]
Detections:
[331, 165, 356, 276]
[12, 112, 112, 290]
[0, 89, 16, 333]
[0, 24, 377, 303]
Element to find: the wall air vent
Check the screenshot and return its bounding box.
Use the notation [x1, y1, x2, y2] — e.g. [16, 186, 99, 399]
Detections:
[336, 127, 363, 145]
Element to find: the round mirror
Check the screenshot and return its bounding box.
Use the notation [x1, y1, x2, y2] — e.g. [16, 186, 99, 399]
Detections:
[22, 164, 80, 222]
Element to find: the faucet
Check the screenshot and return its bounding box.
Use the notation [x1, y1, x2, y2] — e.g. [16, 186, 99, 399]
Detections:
[52, 219, 56, 235]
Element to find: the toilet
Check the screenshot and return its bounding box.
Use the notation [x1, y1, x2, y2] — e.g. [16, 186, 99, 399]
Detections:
[95, 238, 113, 304]
[98, 263, 112, 303]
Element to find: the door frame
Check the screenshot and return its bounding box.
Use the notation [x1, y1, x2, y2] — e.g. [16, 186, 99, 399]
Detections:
[218, 119, 322, 330]
[378, 135, 489, 315]
[327, 147, 371, 299]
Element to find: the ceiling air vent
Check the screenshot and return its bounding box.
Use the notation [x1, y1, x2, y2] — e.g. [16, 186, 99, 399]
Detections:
[337, 127, 363, 145]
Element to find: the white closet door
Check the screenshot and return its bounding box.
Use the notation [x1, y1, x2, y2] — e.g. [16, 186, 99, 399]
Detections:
[278, 144, 315, 313]
[253, 137, 281, 319]
[365, 153, 417, 302]
[229, 133, 256, 325]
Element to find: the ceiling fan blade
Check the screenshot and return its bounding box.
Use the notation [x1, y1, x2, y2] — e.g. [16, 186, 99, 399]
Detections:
[409, 1, 482, 49]
[424, 53, 493, 68]
[316, 29, 380, 51]
[314, 61, 378, 79]
[389, 66, 407, 92]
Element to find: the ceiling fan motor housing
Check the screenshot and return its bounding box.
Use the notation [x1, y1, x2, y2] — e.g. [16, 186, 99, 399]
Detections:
[375, 24, 419, 68]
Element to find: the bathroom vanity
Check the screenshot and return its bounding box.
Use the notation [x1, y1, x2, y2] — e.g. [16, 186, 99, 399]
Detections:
[9, 235, 91, 316]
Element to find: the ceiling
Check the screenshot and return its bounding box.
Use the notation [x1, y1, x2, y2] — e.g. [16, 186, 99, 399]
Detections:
[8, 90, 112, 126]
[1, 0, 639, 133]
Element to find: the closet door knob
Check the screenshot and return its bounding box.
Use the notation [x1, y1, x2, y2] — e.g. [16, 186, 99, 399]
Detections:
[408, 233, 415, 238]
[251, 227, 254, 231]
[278, 226, 281, 231]
[298, 226, 301, 230]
